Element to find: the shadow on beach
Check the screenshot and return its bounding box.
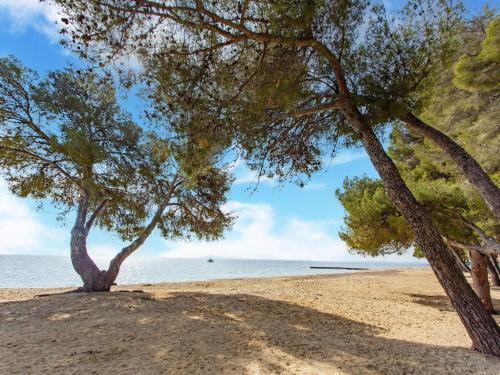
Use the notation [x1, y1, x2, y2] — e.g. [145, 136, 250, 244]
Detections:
[407, 286, 500, 314]
[1, 289, 499, 374]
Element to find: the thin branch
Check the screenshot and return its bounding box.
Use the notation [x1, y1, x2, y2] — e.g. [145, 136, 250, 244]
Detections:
[84, 199, 110, 235]
[0, 145, 80, 187]
[445, 238, 500, 255]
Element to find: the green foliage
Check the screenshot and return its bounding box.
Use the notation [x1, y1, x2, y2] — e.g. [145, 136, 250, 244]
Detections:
[417, 16, 500, 177]
[0, 56, 232, 244]
[337, 120, 499, 259]
[49, 0, 497, 264]
[338, 11, 500, 257]
[336, 12, 500, 259]
[50, 0, 381, 185]
[335, 176, 413, 256]
[353, 0, 464, 122]
[454, 16, 500, 92]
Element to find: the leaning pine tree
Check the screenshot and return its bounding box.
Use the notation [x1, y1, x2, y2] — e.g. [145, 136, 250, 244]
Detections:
[0, 57, 233, 292]
[358, 12, 500, 221]
[335, 121, 500, 313]
[52, 0, 500, 354]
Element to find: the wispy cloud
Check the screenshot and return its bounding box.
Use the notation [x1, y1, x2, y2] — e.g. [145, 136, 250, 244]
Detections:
[232, 150, 367, 188]
[162, 200, 418, 262]
[0, 181, 64, 254]
[230, 158, 276, 186]
[0, 0, 61, 41]
[326, 150, 367, 166]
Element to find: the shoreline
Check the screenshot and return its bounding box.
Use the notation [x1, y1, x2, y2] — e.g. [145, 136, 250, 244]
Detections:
[0, 254, 428, 289]
[1, 268, 498, 374]
[0, 265, 427, 293]
[0, 268, 408, 298]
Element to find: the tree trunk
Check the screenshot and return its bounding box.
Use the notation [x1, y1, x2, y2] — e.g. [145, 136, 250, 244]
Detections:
[70, 193, 116, 292]
[470, 250, 495, 313]
[70, 186, 175, 292]
[488, 255, 500, 287]
[403, 113, 500, 222]
[70, 224, 114, 292]
[342, 106, 500, 356]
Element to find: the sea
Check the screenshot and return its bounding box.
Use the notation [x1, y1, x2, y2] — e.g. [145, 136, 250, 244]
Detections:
[0, 255, 428, 288]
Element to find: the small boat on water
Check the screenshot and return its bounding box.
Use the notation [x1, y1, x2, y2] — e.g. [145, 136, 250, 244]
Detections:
[207, 258, 214, 263]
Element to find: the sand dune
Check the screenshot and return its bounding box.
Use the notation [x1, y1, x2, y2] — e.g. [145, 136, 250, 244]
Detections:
[1, 268, 499, 374]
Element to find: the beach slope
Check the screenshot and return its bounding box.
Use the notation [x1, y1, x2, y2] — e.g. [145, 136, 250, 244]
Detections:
[1, 268, 499, 374]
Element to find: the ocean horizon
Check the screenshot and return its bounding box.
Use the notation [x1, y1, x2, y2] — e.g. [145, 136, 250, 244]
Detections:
[0, 254, 428, 288]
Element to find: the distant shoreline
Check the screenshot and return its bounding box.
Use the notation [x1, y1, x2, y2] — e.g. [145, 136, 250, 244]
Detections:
[0, 267, 427, 294]
[0, 255, 428, 289]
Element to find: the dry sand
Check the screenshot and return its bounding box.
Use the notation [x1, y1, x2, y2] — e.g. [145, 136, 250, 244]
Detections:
[1, 268, 499, 374]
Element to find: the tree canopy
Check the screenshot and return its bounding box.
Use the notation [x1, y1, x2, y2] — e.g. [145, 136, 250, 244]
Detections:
[51, 0, 462, 182]
[0, 56, 233, 290]
[336, 13, 500, 259]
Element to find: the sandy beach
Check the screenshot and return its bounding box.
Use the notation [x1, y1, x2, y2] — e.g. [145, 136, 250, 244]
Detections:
[1, 268, 499, 374]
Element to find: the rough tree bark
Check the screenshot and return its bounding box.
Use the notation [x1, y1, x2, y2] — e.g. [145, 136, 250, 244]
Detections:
[403, 113, 500, 222]
[342, 105, 500, 356]
[470, 250, 495, 313]
[70, 193, 110, 291]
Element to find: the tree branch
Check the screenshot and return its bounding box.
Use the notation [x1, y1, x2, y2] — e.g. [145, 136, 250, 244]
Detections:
[289, 99, 346, 119]
[84, 199, 110, 235]
[0, 145, 80, 187]
[105, 176, 182, 279]
[445, 238, 500, 256]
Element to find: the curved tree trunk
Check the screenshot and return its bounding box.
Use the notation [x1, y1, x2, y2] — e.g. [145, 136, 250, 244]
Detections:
[70, 226, 110, 291]
[70, 225, 120, 292]
[70, 184, 176, 292]
[470, 250, 495, 313]
[403, 113, 500, 222]
[342, 106, 500, 356]
[70, 194, 113, 292]
[488, 255, 500, 287]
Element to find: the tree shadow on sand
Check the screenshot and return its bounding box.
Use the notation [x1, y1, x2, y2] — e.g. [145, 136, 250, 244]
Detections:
[406, 291, 500, 314]
[1, 291, 499, 374]
[405, 293, 456, 312]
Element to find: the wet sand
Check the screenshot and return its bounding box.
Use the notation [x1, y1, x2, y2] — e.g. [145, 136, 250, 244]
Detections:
[1, 268, 499, 374]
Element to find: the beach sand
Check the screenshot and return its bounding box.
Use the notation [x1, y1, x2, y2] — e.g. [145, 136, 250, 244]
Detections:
[1, 268, 499, 374]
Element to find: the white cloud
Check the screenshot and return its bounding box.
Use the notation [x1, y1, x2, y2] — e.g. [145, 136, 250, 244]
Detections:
[234, 168, 276, 186]
[232, 150, 367, 188]
[0, 181, 63, 254]
[231, 158, 276, 186]
[162, 201, 419, 262]
[326, 150, 367, 166]
[0, 0, 61, 41]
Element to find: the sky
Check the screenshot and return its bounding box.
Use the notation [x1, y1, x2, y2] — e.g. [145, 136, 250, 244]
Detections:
[0, 0, 495, 263]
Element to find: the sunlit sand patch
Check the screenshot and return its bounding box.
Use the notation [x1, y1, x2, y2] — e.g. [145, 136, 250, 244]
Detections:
[137, 316, 155, 325]
[48, 313, 71, 321]
[223, 312, 245, 322]
[1, 270, 499, 374]
[246, 346, 343, 375]
[188, 314, 206, 321]
[292, 323, 310, 331]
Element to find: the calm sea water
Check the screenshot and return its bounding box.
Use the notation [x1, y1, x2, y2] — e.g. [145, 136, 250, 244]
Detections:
[0, 255, 427, 288]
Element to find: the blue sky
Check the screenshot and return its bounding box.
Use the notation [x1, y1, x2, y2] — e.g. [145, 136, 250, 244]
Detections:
[0, 0, 495, 262]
